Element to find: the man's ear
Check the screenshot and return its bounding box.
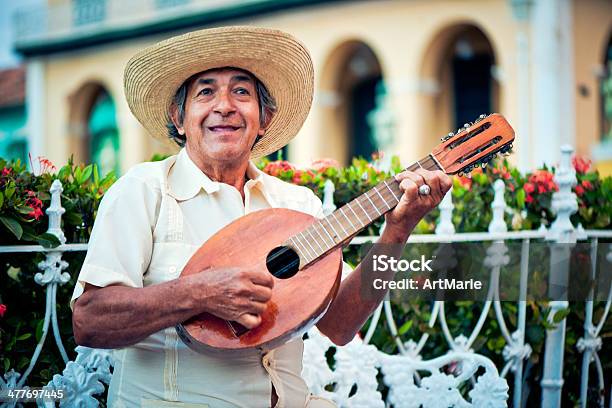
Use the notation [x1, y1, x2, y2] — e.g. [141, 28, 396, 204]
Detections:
[169, 103, 185, 136]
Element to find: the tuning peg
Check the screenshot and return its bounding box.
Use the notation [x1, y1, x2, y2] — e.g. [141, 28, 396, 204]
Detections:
[474, 114, 488, 124]
[441, 131, 454, 142]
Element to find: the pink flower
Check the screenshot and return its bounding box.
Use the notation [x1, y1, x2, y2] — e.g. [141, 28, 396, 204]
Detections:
[310, 158, 340, 173]
[523, 183, 535, 194]
[1, 167, 12, 177]
[575, 184, 585, 196]
[572, 156, 591, 174]
[581, 180, 593, 190]
[0, 304, 6, 318]
[263, 161, 296, 177]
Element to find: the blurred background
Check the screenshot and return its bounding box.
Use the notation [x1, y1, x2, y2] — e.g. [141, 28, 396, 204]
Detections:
[0, 0, 611, 175]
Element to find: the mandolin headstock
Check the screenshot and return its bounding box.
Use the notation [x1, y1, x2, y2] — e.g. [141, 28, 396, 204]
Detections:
[432, 113, 515, 175]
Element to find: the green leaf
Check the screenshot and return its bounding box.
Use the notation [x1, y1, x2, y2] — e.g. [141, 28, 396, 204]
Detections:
[552, 308, 570, 324]
[78, 164, 93, 184]
[516, 188, 526, 208]
[5, 182, 15, 199]
[398, 320, 413, 335]
[37, 233, 61, 249]
[16, 333, 31, 341]
[0, 191, 3, 208]
[35, 319, 45, 343]
[58, 165, 71, 180]
[0, 215, 23, 239]
[93, 164, 99, 185]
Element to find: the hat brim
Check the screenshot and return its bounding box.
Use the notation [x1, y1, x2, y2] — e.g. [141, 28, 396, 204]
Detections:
[124, 26, 314, 159]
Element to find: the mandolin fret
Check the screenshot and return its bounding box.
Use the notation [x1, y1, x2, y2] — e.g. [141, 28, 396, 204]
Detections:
[287, 154, 442, 266]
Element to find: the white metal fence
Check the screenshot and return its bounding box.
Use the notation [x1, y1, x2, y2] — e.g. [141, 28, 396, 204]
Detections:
[0, 145, 610, 407]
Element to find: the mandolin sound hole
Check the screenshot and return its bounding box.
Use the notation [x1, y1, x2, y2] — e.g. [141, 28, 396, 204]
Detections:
[266, 246, 300, 279]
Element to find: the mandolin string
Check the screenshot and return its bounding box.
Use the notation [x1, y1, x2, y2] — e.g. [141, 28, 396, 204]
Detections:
[289, 154, 443, 266]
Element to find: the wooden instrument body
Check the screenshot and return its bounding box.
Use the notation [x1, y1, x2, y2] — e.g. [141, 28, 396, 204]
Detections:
[177, 208, 343, 354]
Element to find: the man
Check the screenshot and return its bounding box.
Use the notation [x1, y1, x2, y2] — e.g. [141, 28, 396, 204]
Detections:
[71, 26, 451, 407]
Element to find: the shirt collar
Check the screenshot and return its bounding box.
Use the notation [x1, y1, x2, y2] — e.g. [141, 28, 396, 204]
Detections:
[168, 149, 220, 200]
[167, 148, 273, 203]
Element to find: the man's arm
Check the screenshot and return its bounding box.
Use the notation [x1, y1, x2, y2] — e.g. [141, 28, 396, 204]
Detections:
[73, 267, 274, 349]
[316, 169, 452, 345]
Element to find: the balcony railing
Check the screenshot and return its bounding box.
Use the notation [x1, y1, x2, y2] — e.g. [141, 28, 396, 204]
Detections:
[0, 145, 610, 407]
[12, 0, 292, 51]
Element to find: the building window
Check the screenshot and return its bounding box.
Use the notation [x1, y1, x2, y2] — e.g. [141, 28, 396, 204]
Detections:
[73, 0, 106, 26]
[155, 0, 189, 9]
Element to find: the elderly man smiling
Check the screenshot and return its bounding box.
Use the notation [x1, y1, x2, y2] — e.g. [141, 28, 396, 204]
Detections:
[71, 26, 451, 408]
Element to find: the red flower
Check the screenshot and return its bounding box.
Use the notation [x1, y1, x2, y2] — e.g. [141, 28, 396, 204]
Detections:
[581, 180, 593, 190]
[0, 304, 6, 318]
[1, 167, 12, 177]
[524, 183, 535, 194]
[28, 153, 57, 176]
[572, 156, 591, 174]
[456, 175, 472, 190]
[310, 158, 340, 173]
[263, 161, 296, 177]
[292, 169, 315, 184]
[525, 194, 534, 204]
[493, 165, 511, 180]
[575, 185, 585, 196]
[25, 191, 43, 209]
[27, 207, 44, 221]
[528, 170, 558, 194]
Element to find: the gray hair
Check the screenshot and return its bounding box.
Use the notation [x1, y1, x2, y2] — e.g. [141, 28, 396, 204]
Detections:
[167, 71, 277, 147]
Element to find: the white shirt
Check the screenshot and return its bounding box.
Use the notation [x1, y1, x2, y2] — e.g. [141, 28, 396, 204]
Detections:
[71, 148, 339, 408]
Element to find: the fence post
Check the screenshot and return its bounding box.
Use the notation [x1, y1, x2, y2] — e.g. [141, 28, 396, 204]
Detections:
[541, 145, 577, 407]
[435, 187, 455, 235]
[322, 179, 336, 216]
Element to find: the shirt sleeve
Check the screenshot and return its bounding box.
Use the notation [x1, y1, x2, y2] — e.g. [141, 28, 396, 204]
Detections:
[70, 174, 160, 309]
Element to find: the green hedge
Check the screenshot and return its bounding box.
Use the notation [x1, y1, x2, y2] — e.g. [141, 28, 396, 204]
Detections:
[0, 154, 610, 406]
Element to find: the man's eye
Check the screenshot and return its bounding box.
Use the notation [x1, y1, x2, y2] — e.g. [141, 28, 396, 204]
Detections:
[235, 88, 250, 95]
[198, 88, 213, 96]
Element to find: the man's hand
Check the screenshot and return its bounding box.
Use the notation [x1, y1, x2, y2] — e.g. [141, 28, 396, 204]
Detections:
[192, 267, 274, 329]
[384, 168, 452, 241]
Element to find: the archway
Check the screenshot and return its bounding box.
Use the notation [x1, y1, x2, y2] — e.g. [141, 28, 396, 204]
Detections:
[319, 40, 383, 164]
[418, 23, 499, 152]
[68, 82, 120, 175]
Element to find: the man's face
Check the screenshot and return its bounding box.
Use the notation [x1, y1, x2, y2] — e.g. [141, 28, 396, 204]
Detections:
[176, 68, 264, 163]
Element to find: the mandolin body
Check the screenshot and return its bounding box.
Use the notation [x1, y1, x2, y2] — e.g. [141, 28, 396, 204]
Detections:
[176, 208, 343, 354]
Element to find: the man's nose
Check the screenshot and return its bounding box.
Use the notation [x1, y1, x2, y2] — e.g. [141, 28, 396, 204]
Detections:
[213, 90, 236, 116]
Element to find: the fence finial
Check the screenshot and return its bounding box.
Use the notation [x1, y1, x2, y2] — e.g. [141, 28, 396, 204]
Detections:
[489, 179, 508, 233]
[47, 179, 66, 245]
[548, 145, 577, 242]
[322, 179, 336, 216]
[435, 188, 455, 234]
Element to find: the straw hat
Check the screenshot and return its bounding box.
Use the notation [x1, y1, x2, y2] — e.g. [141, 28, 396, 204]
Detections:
[124, 26, 314, 159]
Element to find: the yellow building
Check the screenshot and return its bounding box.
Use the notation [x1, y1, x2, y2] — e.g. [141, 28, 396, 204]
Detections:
[12, 0, 612, 175]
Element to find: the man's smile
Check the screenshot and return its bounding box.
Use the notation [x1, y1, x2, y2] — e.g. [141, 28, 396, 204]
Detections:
[207, 125, 242, 132]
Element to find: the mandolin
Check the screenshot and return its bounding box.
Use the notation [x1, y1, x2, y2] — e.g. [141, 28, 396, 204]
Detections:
[176, 113, 515, 354]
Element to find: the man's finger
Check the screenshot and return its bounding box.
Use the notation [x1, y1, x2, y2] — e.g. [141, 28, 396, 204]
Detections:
[248, 270, 275, 288]
[236, 313, 261, 329]
[250, 285, 273, 302]
[416, 168, 441, 198]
